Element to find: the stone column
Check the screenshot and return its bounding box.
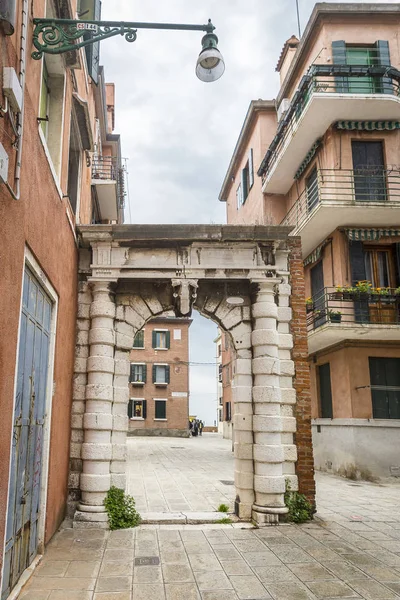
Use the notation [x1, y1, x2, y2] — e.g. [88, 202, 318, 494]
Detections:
[251, 280, 296, 525]
[75, 281, 116, 526]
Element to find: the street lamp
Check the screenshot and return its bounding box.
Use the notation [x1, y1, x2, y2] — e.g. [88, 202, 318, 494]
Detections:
[31, 17, 225, 82]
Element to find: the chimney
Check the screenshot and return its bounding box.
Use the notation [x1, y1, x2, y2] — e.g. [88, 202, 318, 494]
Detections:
[276, 35, 299, 85]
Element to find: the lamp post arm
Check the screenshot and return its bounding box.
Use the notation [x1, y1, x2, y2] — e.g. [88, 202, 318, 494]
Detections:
[31, 18, 216, 59]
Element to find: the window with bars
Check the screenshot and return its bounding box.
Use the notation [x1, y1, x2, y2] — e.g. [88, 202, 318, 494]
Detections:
[155, 399, 167, 419]
[153, 364, 170, 385]
[152, 330, 170, 349]
[130, 363, 146, 384]
[133, 329, 145, 348]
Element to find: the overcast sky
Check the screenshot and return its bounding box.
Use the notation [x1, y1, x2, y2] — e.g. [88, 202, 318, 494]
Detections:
[101, 0, 394, 424]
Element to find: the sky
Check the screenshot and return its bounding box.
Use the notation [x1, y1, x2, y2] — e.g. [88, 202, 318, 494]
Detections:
[100, 0, 396, 424]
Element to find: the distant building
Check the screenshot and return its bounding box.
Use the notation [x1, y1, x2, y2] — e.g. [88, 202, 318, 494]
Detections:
[215, 327, 235, 440]
[128, 317, 192, 437]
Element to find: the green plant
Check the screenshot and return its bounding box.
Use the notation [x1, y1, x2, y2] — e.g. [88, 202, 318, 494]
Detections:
[104, 486, 141, 530]
[284, 483, 313, 524]
[216, 517, 232, 524]
[305, 297, 313, 305]
[328, 310, 341, 317]
[395, 287, 400, 295]
[376, 287, 390, 295]
[355, 280, 372, 293]
[217, 503, 229, 513]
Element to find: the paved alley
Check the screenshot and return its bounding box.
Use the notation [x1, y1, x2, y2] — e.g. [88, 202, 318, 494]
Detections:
[18, 434, 400, 600]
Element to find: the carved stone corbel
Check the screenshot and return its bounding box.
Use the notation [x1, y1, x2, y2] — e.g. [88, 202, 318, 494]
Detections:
[171, 278, 198, 316]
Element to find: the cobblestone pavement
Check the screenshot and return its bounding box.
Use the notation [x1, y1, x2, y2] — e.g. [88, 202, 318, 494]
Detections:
[19, 434, 400, 600]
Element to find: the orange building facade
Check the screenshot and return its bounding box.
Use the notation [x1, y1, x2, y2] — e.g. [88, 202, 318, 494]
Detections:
[0, 0, 124, 596]
[128, 318, 191, 437]
[220, 3, 400, 480]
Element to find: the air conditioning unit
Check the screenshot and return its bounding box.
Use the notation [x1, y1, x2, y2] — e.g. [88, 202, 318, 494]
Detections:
[277, 98, 290, 122]
[3, 67, 22, 112]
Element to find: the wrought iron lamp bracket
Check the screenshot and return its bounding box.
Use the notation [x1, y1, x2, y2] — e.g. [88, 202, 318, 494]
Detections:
[31, 18, 216, 60]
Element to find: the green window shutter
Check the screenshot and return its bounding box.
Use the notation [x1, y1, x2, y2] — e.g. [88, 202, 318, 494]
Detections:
[241, 168, 248, 202]
[129, 364, 134, 382]
[248, 148, 254, 188]
[349, 241, 368, 324]
[318, 363, 333, 418]
[142, 400, 147, 419]
[166, 331, 170, 349]
[376, 40, 392, 93]
[81, 0, 101, 84]
[166, 365, 170, 384]
[152, 331, 157, 348]
[155, 400, 166, 419]
[152, 364, 157, 383]
[143, 364, 147, 383]
[128, 399, 133, 418]
[332, 40, 348, 93]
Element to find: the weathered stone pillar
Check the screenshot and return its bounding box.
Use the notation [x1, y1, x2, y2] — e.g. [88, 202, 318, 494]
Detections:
[251, 280, 297, 525]
[75, 281, 116, 526]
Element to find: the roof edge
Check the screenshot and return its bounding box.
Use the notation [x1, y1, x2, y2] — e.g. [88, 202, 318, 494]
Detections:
[218, 100, 276, 202]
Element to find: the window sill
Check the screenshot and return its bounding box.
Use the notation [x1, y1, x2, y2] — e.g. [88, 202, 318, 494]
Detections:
[132, 347, 145, 350]
[131, 382, 145, 386]
[154, 418, 167, 421]
[154, 383, 168, 386]
[154, 347, 168, 351]
[130, 417, 145, 421]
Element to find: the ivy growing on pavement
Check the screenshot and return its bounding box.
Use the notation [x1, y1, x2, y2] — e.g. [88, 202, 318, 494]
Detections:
[104, 486, 141, 530]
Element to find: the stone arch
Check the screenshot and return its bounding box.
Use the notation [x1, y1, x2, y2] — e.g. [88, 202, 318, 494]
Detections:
[68, 225, 313, 527]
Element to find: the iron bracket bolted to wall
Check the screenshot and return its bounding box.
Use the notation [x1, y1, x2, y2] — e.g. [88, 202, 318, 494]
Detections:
[31, 18, 216, 59]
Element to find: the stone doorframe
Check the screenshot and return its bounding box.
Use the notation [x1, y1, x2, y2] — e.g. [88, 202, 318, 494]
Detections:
[68, 225, 315, 526]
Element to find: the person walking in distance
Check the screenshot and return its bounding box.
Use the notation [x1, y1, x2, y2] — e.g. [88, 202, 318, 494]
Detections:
[199, 420, 203, 436]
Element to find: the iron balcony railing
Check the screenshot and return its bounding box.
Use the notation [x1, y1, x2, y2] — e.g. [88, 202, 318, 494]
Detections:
[258, 64, 400, 182]
[281, 168, 400, 229]
[307, 286, 400, 333]
[91, 155, 125, 210]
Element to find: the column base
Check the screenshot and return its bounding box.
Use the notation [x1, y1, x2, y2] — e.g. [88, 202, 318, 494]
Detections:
[74, 504, 109, 529]
[252, 504, 288, 526]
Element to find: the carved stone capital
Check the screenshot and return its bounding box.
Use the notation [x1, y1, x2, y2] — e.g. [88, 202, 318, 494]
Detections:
[171, 278, 198, 316]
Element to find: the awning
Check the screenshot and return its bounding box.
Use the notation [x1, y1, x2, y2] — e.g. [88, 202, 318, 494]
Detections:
[294, 138, 322, 180]
[336, 121, 400, 131]
[72, 93, 94, 151]
[304, 242, 324, 266]
[344, 228, 400, 241]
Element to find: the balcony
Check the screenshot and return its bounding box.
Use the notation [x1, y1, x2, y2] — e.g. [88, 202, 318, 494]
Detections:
[258, 64, 400, 194]
[281, 168, 400, 257]
[307, 287, 400, 354]
[91, 156, 125, 221]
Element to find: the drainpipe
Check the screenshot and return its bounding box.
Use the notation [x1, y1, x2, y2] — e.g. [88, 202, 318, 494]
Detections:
[5, 0, 28, 200]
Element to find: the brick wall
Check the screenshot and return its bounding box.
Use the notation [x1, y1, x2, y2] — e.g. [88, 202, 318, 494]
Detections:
[288, 237, 316, 507]
[128, 318, 191, 436]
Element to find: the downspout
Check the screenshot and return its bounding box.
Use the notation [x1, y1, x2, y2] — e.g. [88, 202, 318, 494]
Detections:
[6, 0, 28, 200]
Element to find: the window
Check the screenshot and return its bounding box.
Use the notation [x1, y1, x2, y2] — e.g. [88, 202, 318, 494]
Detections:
[318, 363, 333, 418]
[225, 402, 231, 422]
[67, 111, 82, 216]
[332, 40, 392, 94]
[155, 399, 167, 419]
[364, 247, 395, 288]
[237, 149, 254, 210]
[153, 364, 170, 385]
[218, 364, 222, 383]
[133, 330, 145, 348]
[79, 0, 101, 83]
[369, 358, 400, 419]
[128, 399, 147, 419]
[352, 141, 386, 202]
[130, 363, 146, 384]
[306, 167, 319, 212]
[152, 330, 170, 349]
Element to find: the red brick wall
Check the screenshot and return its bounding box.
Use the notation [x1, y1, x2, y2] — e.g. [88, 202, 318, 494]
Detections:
[128, 318, 191, 433]
[288, 237, 316, 507]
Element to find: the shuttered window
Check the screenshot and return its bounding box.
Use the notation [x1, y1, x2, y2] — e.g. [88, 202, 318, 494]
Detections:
[225, 402, 231, 422]
[133, 330, 145, 348]
[128, 399, 147, 419]
[155, 400, 167, 419]
[332, 40, 391, 94]
[369, 358, 400, 419]
[130, 363, 146, 384]
[153, 364, 170, 385]
[152, 330, 170, 349]
[80, 0, 101, 84]
[318, 363, 333, 418]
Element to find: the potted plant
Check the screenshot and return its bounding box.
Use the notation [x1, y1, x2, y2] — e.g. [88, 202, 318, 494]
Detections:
[370, 287, 380, 303]
[342, 285, 356, 300]
[328, 310, 342, 323]
[305, 297, 314, 313]
[331, 285, 344, 300]
[377, 287, 395, 304]
[355, 280, 372, 300]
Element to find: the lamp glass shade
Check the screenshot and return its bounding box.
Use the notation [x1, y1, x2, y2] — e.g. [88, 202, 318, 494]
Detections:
[196, 48, 225, 82]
